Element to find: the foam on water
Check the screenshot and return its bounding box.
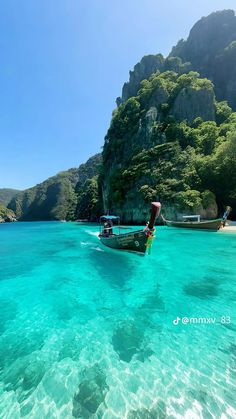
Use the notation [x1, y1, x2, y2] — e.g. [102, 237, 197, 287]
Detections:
[0, 221, 236, 418]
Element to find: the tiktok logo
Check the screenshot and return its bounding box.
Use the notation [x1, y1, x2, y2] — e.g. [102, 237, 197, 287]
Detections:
[173, 317, 181, 325]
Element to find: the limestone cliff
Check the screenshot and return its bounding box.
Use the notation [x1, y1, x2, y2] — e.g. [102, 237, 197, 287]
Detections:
[172, 85, 215, 124]
[102, 68, 236, 222]
[170, 10, 236, 109]
[118, 55, 164, 105]
[118, 11, 236, 111]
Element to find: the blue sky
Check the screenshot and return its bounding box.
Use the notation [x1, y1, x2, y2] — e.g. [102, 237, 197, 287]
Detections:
[0, 0, 235, 189]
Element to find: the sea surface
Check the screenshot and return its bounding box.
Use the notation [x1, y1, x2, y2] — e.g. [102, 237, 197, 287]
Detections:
[0, 221, 235, 419]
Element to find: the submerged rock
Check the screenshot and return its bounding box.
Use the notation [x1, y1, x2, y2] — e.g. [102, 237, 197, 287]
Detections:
[112, 320, 144, 362]
[72, 364, 108, 418]
[128, 401, 167, 419]
[183, 280, 219, 299]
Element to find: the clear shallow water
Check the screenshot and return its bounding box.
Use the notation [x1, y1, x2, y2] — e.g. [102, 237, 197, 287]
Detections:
[0, 221, 235, 419]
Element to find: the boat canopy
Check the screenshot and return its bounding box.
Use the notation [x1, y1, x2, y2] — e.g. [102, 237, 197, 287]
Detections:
[100, 215, 120, 220]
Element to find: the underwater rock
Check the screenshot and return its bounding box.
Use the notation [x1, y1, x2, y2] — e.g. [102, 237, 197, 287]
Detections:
[22, 359, 46, 391]
[55, 296, 82, 321]
[20, 399, 35, 417]
[140, 285, 165, 311]
[2, 355, 46, 404]
[112, 320, 144, 362]
[136, 347, 154, 362]
[72, 364, 108, 418]
[128, 403, 167, 419]
[183, 281, 219, 299]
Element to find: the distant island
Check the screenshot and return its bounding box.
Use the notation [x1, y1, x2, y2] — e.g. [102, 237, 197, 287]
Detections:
[3, 10, 236, 223]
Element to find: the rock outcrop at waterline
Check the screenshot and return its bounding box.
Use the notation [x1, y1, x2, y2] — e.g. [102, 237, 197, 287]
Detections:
[0, 204, 16, 223]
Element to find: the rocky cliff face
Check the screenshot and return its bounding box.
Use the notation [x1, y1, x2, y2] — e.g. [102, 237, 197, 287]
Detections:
[118, 11, 236, 111]
[172, 86, 215, 124]
[117, 55, 164, 105]
[117, 55, 192, 106]
[170, 10, 236, 109]
[0, 204, 16, 223]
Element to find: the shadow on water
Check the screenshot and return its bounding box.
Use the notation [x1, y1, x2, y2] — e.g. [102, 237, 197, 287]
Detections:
[88, 247, 138, 289]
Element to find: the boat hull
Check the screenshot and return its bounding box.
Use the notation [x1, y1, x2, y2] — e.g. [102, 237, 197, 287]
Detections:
[165, 218, 223, 231]
[99, 230, 148, 254]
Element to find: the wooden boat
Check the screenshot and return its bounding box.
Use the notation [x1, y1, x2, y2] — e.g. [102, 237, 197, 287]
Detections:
[99, 202, 161, 254]
[162, 206, 232, 231]
[164, 217, 223, 231]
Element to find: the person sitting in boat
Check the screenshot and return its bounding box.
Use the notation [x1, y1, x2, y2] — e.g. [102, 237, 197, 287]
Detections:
[107, 219, 113, 235]
[103, 221, 110, 235]
[103, 219, 113, 236]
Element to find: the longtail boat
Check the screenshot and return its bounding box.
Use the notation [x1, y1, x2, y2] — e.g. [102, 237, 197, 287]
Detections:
[99, 202, 161, 254]
[163, 217, 223, 231]
[162, 207, 231, 230]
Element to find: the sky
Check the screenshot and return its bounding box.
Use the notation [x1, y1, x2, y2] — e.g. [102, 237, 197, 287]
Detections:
[0, 0, 235, 189]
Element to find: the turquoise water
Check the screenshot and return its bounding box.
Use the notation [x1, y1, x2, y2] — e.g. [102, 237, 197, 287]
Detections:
[0, 221, 236, 418]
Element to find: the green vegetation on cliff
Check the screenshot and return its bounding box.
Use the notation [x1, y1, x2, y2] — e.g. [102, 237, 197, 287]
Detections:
[9, 155, 101, 221]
